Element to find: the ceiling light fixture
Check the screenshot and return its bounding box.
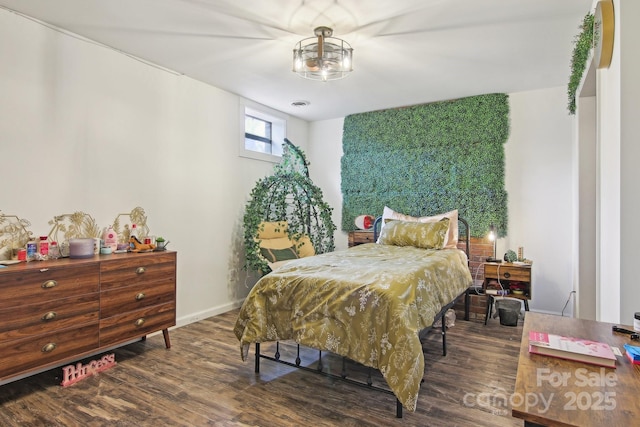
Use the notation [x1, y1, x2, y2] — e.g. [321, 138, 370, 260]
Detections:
[293, 26, 353, 82]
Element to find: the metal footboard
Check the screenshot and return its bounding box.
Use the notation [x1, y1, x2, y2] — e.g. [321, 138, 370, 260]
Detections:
[253, 290, 465, 418]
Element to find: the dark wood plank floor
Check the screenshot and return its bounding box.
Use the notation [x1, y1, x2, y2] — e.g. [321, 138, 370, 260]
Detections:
[0, 310, 524, 426]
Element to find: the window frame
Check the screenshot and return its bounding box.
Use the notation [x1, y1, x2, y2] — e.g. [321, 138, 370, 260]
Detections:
[239, 99, 287, 163]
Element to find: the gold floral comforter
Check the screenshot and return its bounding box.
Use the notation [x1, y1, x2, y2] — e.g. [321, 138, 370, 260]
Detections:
[233, 243, 472, 412]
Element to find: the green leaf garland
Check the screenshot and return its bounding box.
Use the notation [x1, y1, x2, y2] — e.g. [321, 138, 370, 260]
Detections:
[567, 13, 594, 115]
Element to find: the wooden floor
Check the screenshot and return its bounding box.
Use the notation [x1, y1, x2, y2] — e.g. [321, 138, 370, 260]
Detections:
[0, 309, 524, 426]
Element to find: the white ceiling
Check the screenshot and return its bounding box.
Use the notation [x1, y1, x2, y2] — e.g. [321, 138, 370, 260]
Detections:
[0, 0, 592, 121]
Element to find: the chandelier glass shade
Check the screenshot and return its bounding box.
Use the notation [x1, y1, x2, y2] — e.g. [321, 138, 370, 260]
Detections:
[293, 26, 353, 81]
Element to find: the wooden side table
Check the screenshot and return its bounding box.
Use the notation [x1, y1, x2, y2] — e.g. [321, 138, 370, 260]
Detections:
[348, 230, 375, 247]
[512, 312, 640, 426]
[483, 262, 532, 325]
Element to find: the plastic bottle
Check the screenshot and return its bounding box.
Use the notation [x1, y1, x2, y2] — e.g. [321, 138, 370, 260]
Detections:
[130, 223, 138, 249]
[38, 236, 49, 258]
[103, 226, 118, 251]
[49, 241, 60, 259]
[26, 240, 37, 261]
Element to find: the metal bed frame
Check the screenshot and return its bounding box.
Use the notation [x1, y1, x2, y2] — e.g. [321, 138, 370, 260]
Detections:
[253, 217, 471, 418]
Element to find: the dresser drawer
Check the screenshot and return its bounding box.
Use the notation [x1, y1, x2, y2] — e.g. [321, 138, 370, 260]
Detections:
[0, 265, 99, 310]
[484, 264, 531, 282]
[100, 252, 176, 291]
[0, 293, 99, 343]
[99, 303, 175, 347]
[100, 280, 175, 319]
[0, 324, 99, 380]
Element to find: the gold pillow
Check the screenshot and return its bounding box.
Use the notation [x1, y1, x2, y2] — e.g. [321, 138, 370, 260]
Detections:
[378, 218, 450, 249]
[257, 232, 315, 259]
[378, 207, 459, 249]
[257, 221, 289, 239]
[292, 234, 315, 258]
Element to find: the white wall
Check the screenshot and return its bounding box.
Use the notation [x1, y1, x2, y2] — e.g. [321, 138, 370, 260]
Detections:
[0, 9, 309, 326]
[618, 0, 640, 324]
[307, 118, 348, 250]
[505, 88, 575, 315]
[575, 93, 597, 320]
[595, 0, 621, 323]
[594, 0, 640, 323]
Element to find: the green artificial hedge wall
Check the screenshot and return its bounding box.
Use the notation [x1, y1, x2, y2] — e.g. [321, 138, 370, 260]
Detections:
[341, 93, 509, 238]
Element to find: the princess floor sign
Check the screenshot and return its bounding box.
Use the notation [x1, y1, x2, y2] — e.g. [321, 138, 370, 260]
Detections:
[61, 353, 117, 387]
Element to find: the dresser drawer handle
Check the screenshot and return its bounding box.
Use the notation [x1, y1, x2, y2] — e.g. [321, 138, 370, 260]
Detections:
[503, 272, 511, 279]
[135, 318, 145, 327]
[136, 267, 146, 274]
[41, 311, 57, 321]
[41, 280, 57, 289]
[41, 343, 57, 353]
[135, 293, 146, 301]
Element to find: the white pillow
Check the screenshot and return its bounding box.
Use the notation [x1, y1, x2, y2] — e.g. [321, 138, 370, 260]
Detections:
[377, 206, 459, 249]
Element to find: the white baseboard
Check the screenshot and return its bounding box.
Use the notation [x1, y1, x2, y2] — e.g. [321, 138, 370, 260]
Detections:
[174, 299, 244, 328]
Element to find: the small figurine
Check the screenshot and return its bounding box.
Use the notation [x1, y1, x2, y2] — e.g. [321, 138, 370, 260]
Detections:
[129, 236, 156, 252]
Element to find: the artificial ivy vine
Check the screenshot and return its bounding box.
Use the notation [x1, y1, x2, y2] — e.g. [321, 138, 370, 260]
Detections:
[341, 93, 509, 238]
[243, 140, 335, 274]
[567, 13, 594, 115]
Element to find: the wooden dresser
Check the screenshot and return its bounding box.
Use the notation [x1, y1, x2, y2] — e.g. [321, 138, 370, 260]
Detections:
[0, 251, 176, 383]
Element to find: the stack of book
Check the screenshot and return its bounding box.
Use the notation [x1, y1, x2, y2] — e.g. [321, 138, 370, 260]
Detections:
[528, 331, 617, 368]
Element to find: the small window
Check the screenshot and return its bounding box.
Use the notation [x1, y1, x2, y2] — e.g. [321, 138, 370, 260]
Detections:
[240, 101, 287, 162]
[245, 115, 275, 155]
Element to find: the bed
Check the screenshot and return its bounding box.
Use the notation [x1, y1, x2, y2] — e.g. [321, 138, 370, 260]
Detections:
[233, 209, 473, 416]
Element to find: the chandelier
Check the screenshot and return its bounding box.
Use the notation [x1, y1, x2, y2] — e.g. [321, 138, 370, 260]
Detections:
[293, 26, 353, 81]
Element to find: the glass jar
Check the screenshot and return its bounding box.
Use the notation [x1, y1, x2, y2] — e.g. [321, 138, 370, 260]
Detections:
[49, 241, 60, 260]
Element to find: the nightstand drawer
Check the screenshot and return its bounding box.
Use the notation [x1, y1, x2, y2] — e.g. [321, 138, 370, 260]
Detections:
[484, 264, 531, 282]
[348, 230, 375, 247]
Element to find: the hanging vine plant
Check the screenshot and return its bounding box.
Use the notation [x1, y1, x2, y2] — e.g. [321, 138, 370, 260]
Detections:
[243, 140, 336, 274]
[567, 12, 594, 115]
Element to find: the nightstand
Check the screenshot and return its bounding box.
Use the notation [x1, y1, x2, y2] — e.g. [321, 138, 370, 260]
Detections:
[483, 262, 532, 325]
[348, 230, 375, 247]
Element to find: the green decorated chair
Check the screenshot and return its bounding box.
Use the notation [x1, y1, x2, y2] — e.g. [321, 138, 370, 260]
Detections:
[243, 140, 335, 276]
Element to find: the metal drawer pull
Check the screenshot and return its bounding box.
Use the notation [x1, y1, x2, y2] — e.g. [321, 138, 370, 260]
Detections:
[135, 293, 146, 301]
[136, 267, 146, 274]
[41, 280, 57, 289]
[135, 318, 145, 327]
[41, 311, 57, 321]
[503, 272, 511, 279]
[41, 343, 57, 353]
